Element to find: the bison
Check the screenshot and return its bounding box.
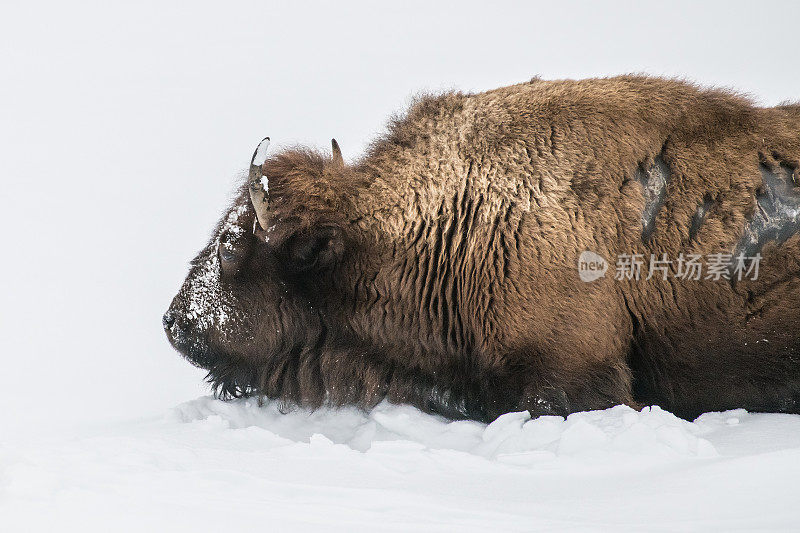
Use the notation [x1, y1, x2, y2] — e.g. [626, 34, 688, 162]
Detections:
[164, 75, 800, 422]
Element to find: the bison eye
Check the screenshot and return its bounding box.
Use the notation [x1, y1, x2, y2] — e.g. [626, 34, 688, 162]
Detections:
[219, 247, 236, 263]
[218, 230, 253, 278]
[219, 243, 243, 278]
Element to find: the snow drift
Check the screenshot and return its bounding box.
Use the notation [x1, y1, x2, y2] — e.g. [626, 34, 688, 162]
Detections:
[3, 399, 800, 531]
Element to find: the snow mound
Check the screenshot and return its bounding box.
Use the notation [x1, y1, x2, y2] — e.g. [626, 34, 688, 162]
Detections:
[169, 397, 717, 462]
[4, 398, 800, 531]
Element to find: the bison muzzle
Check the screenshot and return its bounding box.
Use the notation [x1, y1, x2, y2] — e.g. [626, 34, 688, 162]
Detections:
[165, 76, 800, 422]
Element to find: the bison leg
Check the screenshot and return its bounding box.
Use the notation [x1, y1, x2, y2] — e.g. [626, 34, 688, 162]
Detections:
[478, 357, 637, 421]
[628, 285, 800, 420]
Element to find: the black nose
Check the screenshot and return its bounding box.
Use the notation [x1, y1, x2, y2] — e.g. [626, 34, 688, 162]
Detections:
[163, 311, 176, 330]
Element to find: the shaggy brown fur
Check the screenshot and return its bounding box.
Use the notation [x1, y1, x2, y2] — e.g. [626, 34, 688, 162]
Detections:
[165, 75, 800, 421]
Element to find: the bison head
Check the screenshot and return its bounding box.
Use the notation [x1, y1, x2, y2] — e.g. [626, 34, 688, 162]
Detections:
[164, 138, 368, 404]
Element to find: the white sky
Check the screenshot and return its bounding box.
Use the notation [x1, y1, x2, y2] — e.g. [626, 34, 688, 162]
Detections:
[1, 0, 798, 434]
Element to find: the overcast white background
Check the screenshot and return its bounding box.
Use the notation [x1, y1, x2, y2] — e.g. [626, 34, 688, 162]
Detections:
[1, 0, 798, 435]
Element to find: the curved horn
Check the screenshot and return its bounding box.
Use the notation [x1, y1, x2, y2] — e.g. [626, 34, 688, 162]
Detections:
[331, 138, 344, 166]
[249, 137, 270, 231]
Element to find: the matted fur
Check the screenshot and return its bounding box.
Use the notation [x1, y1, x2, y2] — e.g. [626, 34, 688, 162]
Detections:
[165, 75, 800, 421]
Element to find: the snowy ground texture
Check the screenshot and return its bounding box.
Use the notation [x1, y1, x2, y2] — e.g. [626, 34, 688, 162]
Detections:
[3, 400, 800, 532]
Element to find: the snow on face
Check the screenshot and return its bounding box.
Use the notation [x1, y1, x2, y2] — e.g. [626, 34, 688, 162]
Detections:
[181, 204, 251, 337]
[184, 253, 228, 332]
[220, 204, 247, 252]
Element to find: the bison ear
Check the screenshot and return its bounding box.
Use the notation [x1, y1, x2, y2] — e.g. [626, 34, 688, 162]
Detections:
[331, 139, 344, 166]
[286, 225, 344, 272]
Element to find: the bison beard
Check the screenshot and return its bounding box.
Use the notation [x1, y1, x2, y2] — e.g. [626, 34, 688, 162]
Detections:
[165, 75, 800, 422]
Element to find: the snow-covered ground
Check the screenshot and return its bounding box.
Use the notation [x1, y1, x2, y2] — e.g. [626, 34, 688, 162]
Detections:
[3, 399, 800, 531]
[3, 1, 800, 531]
